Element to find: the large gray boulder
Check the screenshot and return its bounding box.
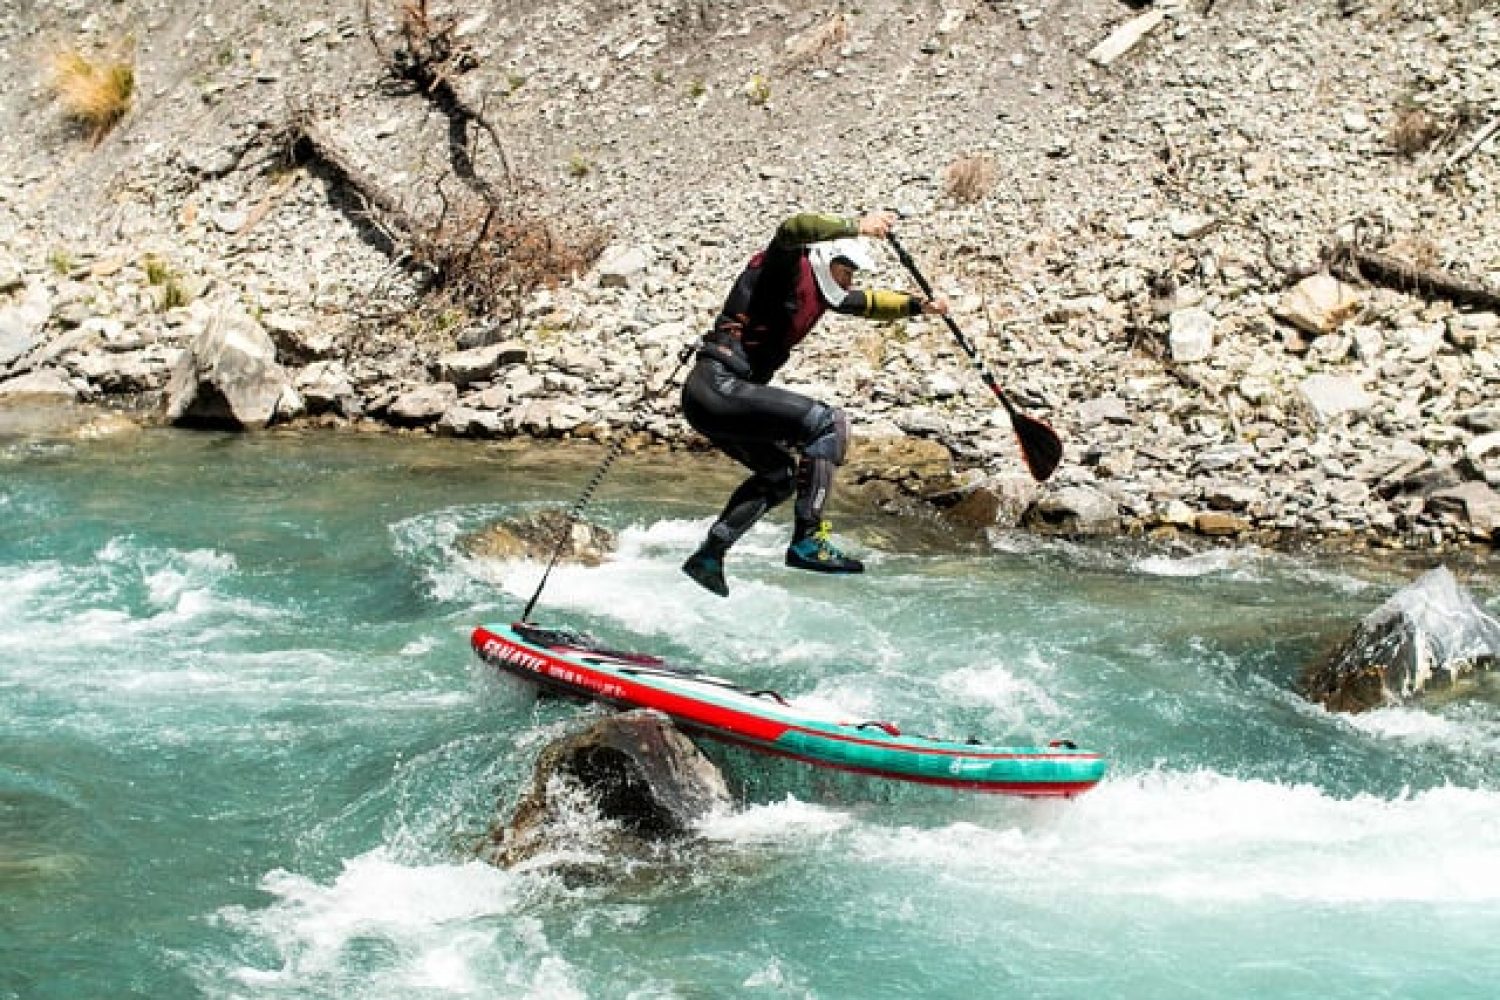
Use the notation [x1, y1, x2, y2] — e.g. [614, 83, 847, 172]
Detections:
[386, 382, 458, 426]
[436, 341, 529, 387]
[293, 360, 359, 417]
[163, 307, 290, 430]
[0, 284, 51, 368]
[1426, 481, 1500, 541]
[1300, 567, 1500, 713]
[482, 710, 731, 870]
[1023, 485, 1122, 536]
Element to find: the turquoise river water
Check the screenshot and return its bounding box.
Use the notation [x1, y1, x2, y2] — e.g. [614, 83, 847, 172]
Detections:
[3, 427, 1499, 999]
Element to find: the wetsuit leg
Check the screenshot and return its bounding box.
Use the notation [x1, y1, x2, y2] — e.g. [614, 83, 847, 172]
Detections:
[708, 440, 796, 548]
[682, 358, 822, 549]
[792, 404, 850, 530]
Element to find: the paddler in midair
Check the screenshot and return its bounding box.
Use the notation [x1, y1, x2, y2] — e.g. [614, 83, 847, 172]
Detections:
[680, 210, 950, 597]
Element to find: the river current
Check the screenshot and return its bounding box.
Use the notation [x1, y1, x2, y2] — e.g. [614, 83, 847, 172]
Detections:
[3, 428, 1498, 999]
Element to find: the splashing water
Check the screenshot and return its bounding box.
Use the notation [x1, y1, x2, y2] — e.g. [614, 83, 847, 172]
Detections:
[3, 430, 1499, 999]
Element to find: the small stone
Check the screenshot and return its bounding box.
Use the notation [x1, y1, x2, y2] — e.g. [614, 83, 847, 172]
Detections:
[1168, 307, 1215, 363]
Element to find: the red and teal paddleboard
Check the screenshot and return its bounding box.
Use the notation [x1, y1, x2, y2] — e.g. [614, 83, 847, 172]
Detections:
[472, 622, 1106, 797]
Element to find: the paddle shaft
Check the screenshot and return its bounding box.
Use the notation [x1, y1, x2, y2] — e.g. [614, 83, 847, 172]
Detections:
[887, 233, 1016, 417]
[886, 232, 1062, 481]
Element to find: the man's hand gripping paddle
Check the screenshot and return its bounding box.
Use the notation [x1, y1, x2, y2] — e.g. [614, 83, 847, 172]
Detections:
[887, 233, 1063, 482]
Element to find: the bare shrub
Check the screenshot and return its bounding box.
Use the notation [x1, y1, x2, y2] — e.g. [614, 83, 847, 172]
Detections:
[413, 194, 607, 323]
[346, 2, 605, 330]
[944, 154, 997, 204]
[386, 0, 477, 86]
[48, 44, 134, 143]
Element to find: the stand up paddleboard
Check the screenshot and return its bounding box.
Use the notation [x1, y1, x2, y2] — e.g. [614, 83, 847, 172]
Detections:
[472, 622, 1106, 797]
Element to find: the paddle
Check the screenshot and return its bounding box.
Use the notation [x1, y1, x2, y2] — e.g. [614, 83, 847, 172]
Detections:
[886, 232, 1063, 482]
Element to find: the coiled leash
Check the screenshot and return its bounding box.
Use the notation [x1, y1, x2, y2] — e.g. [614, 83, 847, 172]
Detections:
[520, 341, 698, 622]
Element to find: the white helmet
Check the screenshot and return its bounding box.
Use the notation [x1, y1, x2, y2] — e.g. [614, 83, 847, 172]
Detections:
[808, 237, 877, 307]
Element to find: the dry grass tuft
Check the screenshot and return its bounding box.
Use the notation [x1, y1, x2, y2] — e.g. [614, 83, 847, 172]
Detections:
[48, 46, 135, 142]
[1384, 236, 1441, 270]
[1389, 106, 1443, 157]
[785, 13, 849, 65]
[944, 154, 997, 204]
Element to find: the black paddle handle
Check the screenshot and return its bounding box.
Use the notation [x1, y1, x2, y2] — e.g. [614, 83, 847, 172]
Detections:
[886, 233, 1018, 419]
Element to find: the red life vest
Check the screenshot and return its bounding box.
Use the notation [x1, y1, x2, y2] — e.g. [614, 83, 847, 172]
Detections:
[715, 249, 828, 381]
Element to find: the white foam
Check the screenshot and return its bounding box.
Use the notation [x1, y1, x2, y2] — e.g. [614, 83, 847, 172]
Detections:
[212, 849, 585, 1000]
[698, 795, 855, 845]
[795, 681, 879, 721]
[850, 769, 1500, 905]
[0, 561, 68, 621]
[400, 635, 440, 656]
[935, 650, 1064, 730]
[1131, 548, 1264, 579]
[392, 506, 494, 606]
[1344, 704, 1500, 755]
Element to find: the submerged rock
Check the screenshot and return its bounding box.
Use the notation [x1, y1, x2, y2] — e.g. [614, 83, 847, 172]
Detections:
[1299, 567, 1500, 713]
[461, 508, 616, 565]
[482, 710, 731, 870]
[0, 369, 77, 405]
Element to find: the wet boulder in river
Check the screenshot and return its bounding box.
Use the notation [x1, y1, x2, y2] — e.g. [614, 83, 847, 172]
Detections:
[1299, 567, 1500, 713]
[461, 509, 616, 565]
[482, 710, 731, 870]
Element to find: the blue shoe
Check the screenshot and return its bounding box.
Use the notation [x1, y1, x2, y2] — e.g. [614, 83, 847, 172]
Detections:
[785, 522, 864, 575]
[682, 546, 729, 597]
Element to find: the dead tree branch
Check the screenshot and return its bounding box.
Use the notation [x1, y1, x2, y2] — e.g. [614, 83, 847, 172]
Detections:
[1433, 114, 1500, 180]
[1326, 241, 1500, 312]
[365, 0, 512, 192]
[285, 113, 421, 254]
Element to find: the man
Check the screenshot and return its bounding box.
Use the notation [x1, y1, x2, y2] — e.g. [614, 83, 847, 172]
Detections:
[680, 210, 949, 597]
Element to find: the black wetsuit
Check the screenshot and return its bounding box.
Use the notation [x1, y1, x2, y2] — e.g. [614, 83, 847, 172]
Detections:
[681, 214, 923, 551]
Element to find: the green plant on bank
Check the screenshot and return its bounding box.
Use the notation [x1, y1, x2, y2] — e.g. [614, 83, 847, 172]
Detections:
[745, 74, 771, 106]
[394, 304, 472, 353]
[532, 321, 565, 344]
[47, 43, 135, 143]
[47, 248, 75, 276]
[687, 79, 707, 99]
[143, 254, 190, 310]
[143, 254, 171, 286]
[506, 73, 526, 94]
[157, 278, 190, 310]
[567, 152, 592, 178]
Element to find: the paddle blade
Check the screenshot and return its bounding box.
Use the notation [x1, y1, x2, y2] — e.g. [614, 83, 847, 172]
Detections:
[1012, 410, 1063, 482]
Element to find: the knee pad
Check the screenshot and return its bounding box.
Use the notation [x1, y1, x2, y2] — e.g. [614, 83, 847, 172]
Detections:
[801, 405, 850, 465]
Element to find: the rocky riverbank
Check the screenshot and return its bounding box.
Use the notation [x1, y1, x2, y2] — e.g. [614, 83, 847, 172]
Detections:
[2, 0, 1498, 550]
